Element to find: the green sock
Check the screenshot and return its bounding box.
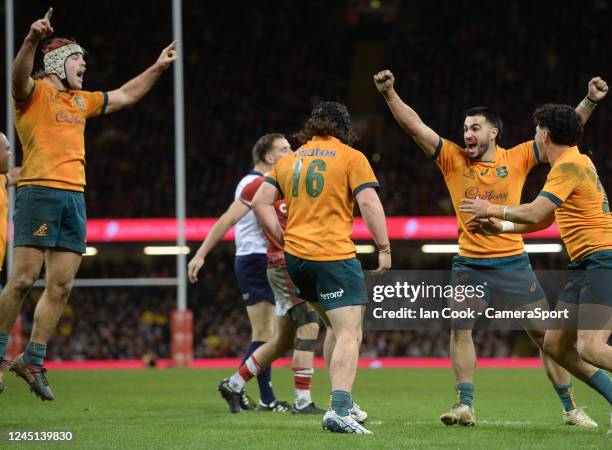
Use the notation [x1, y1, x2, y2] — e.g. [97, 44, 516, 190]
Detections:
[23, 341, 47, 366]
[586, 369, 612, 406]
[456, 383, 474, 407]
[553, 383, 577, 412]
[331, 390, 352, 417]
[0, 333, 9, 359]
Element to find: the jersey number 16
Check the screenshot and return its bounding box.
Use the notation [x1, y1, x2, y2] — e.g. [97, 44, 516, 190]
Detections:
[292, 159, 326, 198]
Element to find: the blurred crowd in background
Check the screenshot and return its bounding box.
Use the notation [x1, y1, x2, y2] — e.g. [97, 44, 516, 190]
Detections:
[2, 0, 611, 359]
[25, 253, 545, 361]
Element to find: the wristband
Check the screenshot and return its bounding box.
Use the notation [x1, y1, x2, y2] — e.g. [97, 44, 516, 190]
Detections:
[378, 243, 391, 254]
[500, 221, 515, 232]
[585, 95, 599, 105]
[502, 205, 508, 221]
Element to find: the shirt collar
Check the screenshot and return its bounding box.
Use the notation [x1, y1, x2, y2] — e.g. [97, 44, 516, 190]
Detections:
[311, 136, 340, 143]
[557, 146, 579, 162]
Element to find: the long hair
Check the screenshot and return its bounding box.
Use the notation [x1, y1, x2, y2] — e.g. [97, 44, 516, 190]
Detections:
[295, 102, 358, 145]
[294, 118, 359, 146]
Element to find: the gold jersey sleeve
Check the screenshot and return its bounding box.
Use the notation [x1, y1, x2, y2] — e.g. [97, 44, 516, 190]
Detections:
[433, 138, 466, 179]
[539, 147, 612, 261]
[507, 140, 540, 177]
[14, 80, 107, 191]
[266, 136, 378, 261]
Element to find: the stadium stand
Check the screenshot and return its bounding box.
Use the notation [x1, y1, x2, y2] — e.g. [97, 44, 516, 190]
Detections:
[1, 0, 610, 360]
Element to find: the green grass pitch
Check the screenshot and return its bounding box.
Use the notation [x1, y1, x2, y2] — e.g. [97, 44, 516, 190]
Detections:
[2, 367, 610, 449]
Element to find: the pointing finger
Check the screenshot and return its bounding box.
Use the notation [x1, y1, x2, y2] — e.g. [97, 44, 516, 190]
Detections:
[44, 7, 53, 21]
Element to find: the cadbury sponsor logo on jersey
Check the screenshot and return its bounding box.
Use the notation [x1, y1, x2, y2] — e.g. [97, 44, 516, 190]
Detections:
[56, 110, 85, 126]
[464, 186, 509, 201]
[295, 147, 337, 157]
[479, 191, 509, 201]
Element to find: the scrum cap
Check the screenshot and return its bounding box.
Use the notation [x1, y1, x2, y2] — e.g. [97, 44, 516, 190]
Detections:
[43, 38, 84, 81]
[310, 102, 351, 133]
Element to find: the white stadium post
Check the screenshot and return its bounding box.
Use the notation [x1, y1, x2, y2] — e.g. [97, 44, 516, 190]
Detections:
[4, 0, 22, 359]
[4, 0, 15, 275]
[171, 0, 193, 368]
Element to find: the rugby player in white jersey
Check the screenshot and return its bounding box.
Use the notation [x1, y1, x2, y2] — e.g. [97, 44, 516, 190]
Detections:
[188, 133, 292, 411]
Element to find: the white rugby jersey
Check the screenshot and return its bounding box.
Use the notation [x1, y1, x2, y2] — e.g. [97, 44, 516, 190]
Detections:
[234, 170, 268, 255]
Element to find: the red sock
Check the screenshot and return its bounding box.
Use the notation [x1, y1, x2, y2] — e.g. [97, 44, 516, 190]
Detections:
[239, 355, 262, 382]
[293, 366, 313, 390]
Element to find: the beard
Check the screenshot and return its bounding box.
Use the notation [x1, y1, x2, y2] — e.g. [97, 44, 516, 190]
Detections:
[466, 141, 490, 160]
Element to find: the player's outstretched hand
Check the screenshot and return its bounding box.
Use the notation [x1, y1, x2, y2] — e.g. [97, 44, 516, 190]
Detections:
[187, 255, 205, 283]
[588, 77, 608, 102]
[373, 70, 395, 95]
[28, 7, 54, 42]
[467, 217, 503, 235]
[458, 197, 492, 224]
[156, 41, 178, 70]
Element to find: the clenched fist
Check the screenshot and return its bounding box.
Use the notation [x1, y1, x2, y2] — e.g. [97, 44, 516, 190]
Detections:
[373, 70, 395, 95]
[587, 76, 608, 103]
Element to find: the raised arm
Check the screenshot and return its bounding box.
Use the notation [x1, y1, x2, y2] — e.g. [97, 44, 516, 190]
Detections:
[374, 69, 441, 157]
[252, 182, 283, 247]
[356, 187, 391, 273]
[105, 42, 177, 114]
[187, 199, 250, 283]
[12, 8, 53, 100]
[575, 77, 608, 124]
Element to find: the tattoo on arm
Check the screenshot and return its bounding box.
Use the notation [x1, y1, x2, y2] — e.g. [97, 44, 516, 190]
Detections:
[579, 96, 598, 114]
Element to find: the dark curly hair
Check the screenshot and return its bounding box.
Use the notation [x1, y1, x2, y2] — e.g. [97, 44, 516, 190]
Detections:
[294, 102, 358, 146]
[294, 118, 359, 146]
[533, 104, 583, 146]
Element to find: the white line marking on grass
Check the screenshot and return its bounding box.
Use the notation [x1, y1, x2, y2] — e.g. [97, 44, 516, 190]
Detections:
[403, 420, 534, 426]
[270, 420, 322, 426]
[478, 420, 533, 425]
[404, 421, 442, 425]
